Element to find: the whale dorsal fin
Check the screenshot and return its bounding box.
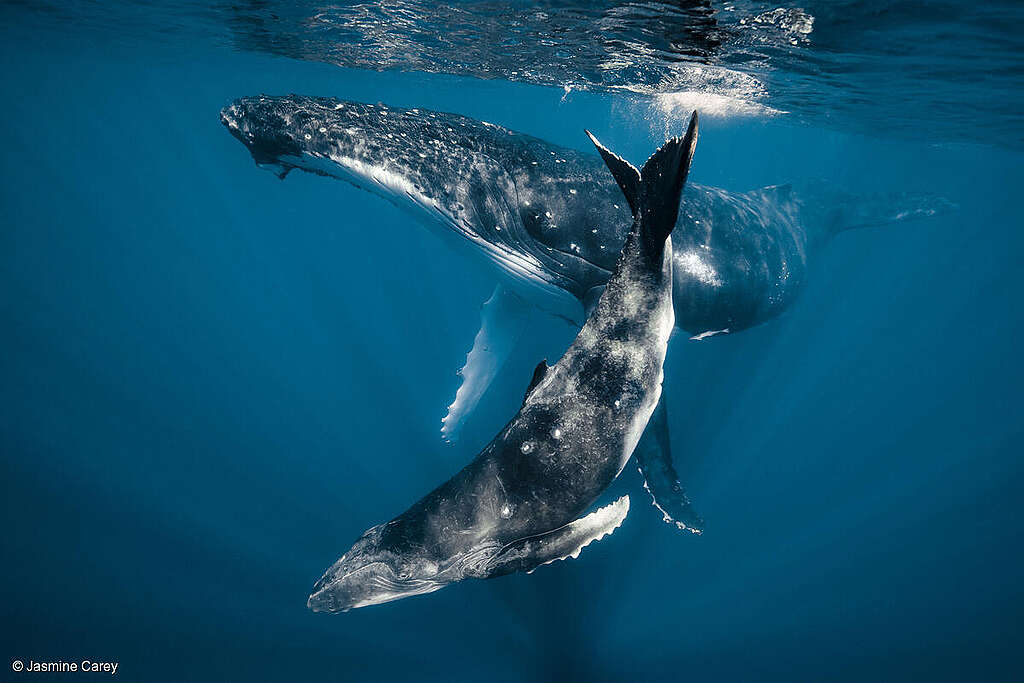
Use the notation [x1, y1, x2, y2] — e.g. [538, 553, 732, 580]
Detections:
[482, 496, 630, 577]
[522, 359, 549, 405]
[583, 284, 605, 317]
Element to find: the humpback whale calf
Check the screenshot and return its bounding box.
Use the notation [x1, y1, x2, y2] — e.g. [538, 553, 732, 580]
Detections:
[307, 117, 697, 611]
[220, 95, 947, 532]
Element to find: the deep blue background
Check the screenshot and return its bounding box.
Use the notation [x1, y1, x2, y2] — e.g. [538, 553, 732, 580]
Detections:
[2, 11, 1022, 683]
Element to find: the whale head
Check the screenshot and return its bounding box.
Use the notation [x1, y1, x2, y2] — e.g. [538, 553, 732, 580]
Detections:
[219, 97, 309, 178]
[307, 523, 448, 613]
[220, 94, 589, 313]
[219, 94, 520, 224]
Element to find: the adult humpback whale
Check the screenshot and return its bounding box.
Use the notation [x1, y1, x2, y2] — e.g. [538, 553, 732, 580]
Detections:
[307, 118, 697, 611]
[220, 95, 946, 531]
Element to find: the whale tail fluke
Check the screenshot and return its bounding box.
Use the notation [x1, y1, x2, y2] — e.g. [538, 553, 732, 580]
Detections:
[586, 111, 699, 250]
[791, 179, 958, 241]
[832, 190, 958, 235]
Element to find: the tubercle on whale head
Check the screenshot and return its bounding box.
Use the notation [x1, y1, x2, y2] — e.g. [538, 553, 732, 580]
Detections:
[220, 98, 305, 175]
[220, 95, 410, 175]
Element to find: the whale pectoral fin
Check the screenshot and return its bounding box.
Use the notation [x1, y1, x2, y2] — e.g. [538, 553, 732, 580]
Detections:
[635, 400, 704, 534]
[441, 284, 531, 443]
[483, 496, 630, 578]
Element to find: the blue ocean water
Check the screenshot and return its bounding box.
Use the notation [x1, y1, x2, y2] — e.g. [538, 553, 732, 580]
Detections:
[1, 2, 1022, 681]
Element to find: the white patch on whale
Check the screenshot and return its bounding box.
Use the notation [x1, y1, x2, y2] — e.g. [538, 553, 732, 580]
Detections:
[676, 250, 722, 287]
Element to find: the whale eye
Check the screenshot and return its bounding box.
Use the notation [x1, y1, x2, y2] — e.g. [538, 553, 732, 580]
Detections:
[396, 566, 412, 580]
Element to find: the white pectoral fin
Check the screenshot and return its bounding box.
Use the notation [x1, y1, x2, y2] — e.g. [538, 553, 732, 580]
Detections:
[441, 284, 531, 442]
[484, 496, 630, 577]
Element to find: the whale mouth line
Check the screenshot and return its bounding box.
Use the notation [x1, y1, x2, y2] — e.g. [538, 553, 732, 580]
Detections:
[347, 582, 445, 610]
